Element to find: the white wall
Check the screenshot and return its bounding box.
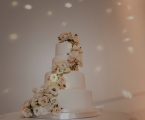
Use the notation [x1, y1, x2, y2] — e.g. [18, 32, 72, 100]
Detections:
[0, 0, 145, 118]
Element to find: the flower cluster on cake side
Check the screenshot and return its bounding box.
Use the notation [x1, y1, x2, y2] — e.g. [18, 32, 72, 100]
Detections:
[20, 32, 83, 118]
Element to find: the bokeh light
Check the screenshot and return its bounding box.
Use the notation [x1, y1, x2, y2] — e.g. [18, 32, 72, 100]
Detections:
[12, 1, 18, 6]
[62, 22, 67, 26]
[24, 4, 32, 10]
[106, 8, 112, 13]
[10, 34, 18, 40]
[123, 38, 130, 42]
[122, 90, 133, 99]
[47, 11, 52, 16]
[117, 2, 122, 6]
[65, 3, 72, 8]
[4, 89, 9, 93]
[95, 66, 102, 72]
[122, 28, 128, 33]
[127, 46, 134, 54]
[127, 16, 134, 20]
[96, 45, 103, 51]
[127, 5, 132, 10]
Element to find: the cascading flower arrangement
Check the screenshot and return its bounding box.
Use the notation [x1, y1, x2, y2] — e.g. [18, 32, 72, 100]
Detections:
[20, 32, 83, 118]
[58, 32, 83, 70]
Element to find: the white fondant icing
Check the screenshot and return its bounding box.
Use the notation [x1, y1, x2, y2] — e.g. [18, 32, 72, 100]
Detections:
[55, 41, 72, 56]
[52, 55, 68, 64]
[64, 71, 86, 89]
[44, 71, 86, 89]
[58, 89, 93, 109]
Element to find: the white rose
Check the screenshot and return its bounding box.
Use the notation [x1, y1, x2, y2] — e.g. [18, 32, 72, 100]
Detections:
[37, 90, 44, 98]
[59, 33, 68, 42]
[68, 32, 74, 39]
[38, 96, 48, 106]
[52, 107, 61, 116]
[40, 106, 50, 115]
[44, 93, 52, 99]
[76, 54, 83, 62]
[49, 86, 59, 95]
[48, 103, 55, 111]
[60, 63, 67, 69]
[58, 76, 66, 84]
[31, 98, 38, 107]
[78, 61, 83, 67]
[72, 45, 80, 51]
[42, 84, 49, 90]
[47, 81, 58, 87]
[50, 97, 58, 105]
[68, 56, 75, 63]
[33, 106, 42, 116]
[32, 87, 38, 93]
[21, 108, 32, 118]
[23, 100, 31, 108]
[56, 67, 64, 74]
[69, 51, 79, 57]
[74, 36, 79, 44]
[50, 74, 58, 82]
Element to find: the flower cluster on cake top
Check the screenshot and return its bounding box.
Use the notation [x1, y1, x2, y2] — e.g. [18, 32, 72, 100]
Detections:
[20, 32, 83, 118]
[58, 32, 79, 46]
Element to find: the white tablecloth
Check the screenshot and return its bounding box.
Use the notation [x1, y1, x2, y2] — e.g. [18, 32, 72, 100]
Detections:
[0, 111, 131, 120]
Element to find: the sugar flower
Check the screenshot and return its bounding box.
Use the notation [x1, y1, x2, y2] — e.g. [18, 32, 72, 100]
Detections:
[50, 97, 58, 105]
[20, 107, 32, 118]
[50, 74, 58, 82]
[58, 76, 66, 85]
[49, 86, 59, 95]
[38, 96, 48, 106]
[33, 106, 42, 116]
[52, 107, 61, 116]
[23, 100, 31, 108]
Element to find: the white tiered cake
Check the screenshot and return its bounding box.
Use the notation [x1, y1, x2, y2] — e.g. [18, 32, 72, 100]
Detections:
[20, 32, 100, 120]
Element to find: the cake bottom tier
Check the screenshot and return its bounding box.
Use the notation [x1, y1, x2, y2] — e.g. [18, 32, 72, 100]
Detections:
[58, 89, 93, 110]
[34, 108, 100, 120]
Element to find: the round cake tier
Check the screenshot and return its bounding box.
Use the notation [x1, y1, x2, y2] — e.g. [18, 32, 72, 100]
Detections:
[58, 89, 93, 110]
[44, 71, 86, 89]
[55, 41, 72, 56]
[64, 71, 86, 89]
[52, 55, 68, 65]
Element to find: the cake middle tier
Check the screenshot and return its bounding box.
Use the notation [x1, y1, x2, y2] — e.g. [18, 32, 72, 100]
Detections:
[58, 89, 93, 110]
[55, 41, 72, 56]
[45, 71, 86, 89]
[52, 55, 68, 65]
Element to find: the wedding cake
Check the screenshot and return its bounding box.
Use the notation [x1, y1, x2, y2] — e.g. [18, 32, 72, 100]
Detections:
[20, 32, 100, 119]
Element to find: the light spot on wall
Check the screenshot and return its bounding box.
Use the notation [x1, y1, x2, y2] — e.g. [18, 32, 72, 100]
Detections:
[4, 89, 9, 93]
[106, 8, 112, 13]
[47, 11, 52, 16]
[65, 3, 72, 8]
[95, 66, 102, 72]
[122, 28, 128, 33]
[12, 1, 18, 6]
[122, 90, 133, 99]
[117, 2, 122, 6]
[123, 38, 131, 42]
[127, 16, 134, 20]
[25, 4, 32, 10]
[127, 5, 132, 10]
[96, 45, 103, 51]
[62, 22, 67, 26]
[127, 46, 134, 54]
[10, 34, 18, 40]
